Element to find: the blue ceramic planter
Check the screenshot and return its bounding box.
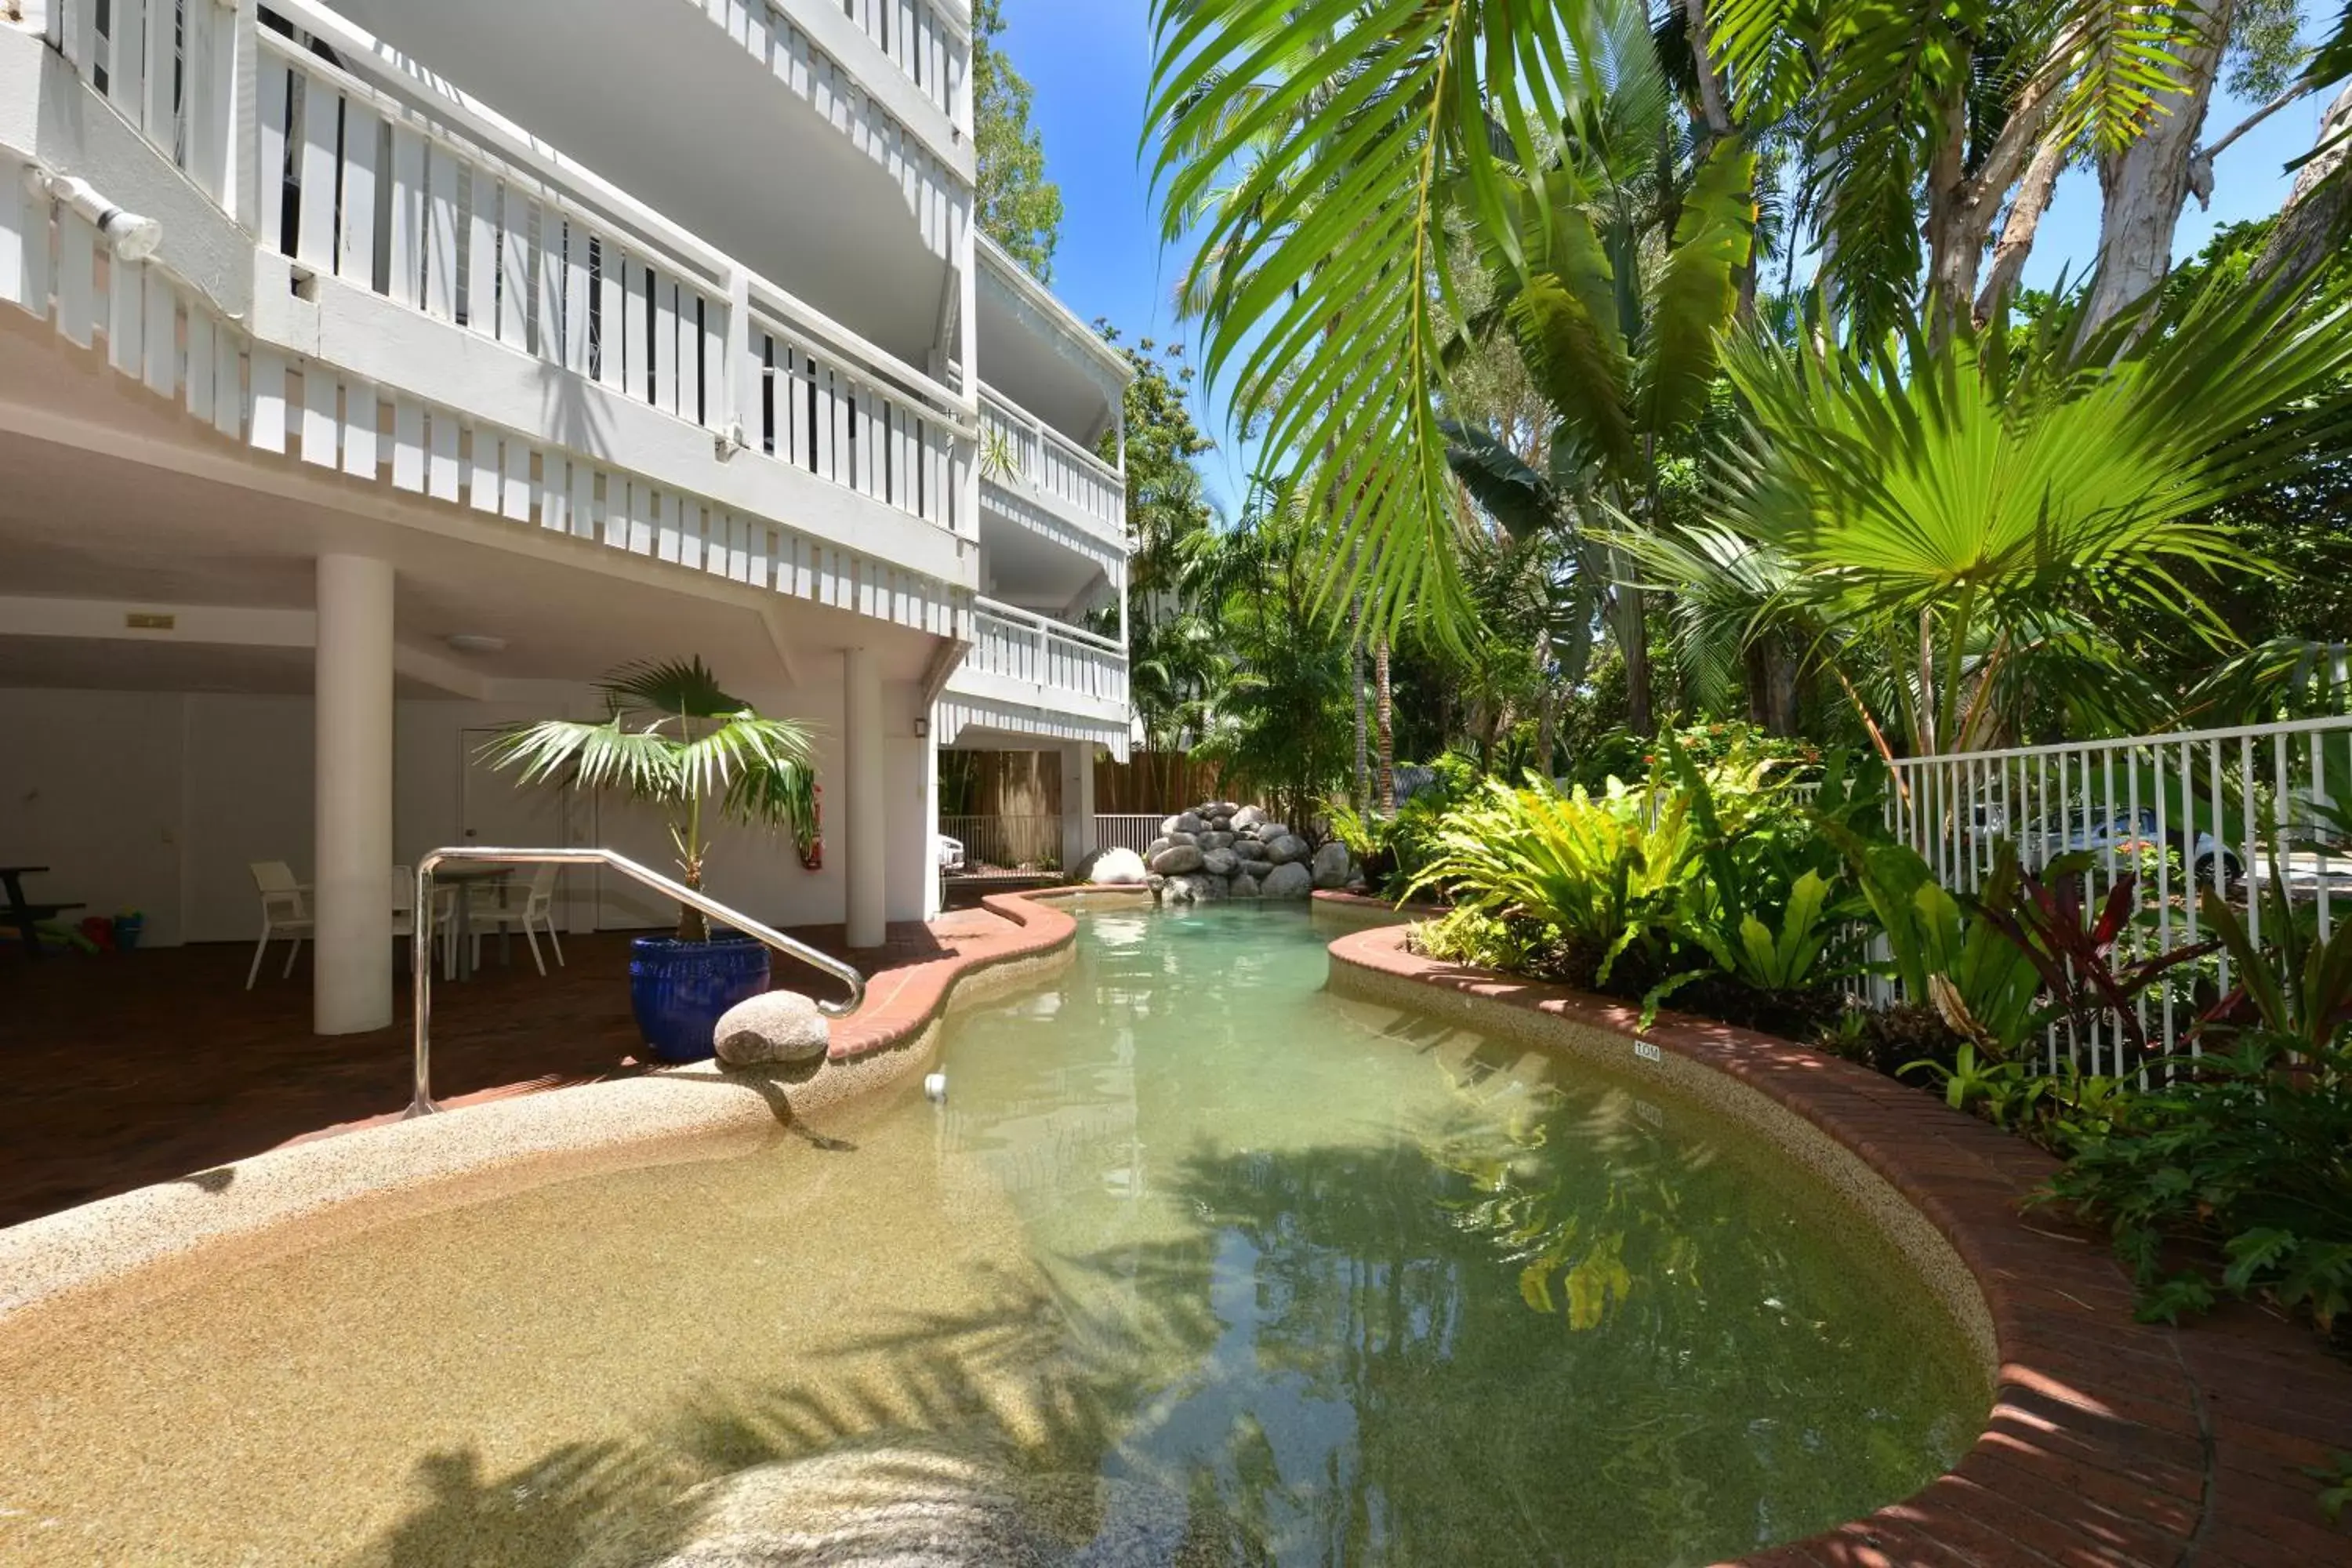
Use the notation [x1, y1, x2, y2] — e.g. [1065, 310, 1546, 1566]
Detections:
[629, 935, 770, 1062]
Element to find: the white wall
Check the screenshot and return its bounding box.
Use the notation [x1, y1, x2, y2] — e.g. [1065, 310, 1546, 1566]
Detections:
[0, 677, 935, 947]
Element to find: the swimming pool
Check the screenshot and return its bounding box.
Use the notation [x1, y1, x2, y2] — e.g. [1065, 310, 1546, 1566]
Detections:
[0, 904, 1985, 1566]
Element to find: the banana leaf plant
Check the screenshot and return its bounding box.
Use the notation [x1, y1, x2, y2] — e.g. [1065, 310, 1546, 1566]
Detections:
[481, 658, 816, 942]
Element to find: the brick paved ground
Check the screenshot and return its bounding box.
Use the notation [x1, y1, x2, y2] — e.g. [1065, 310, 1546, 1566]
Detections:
[0, 906, 1029, 1229]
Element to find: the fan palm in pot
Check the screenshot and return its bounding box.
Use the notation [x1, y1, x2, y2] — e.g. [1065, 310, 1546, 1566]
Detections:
[484, 658, 818, 1062]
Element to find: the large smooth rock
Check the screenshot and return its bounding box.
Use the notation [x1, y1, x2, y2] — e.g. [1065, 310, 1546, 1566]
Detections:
[712, 990, 830, 1066]
[1086, 847, 1149, 886]
[1256, 822, 1291, 844]
[1163, 875, 1196, 904]
[1176, 812, 1207, 835]
[1198, 830, 1236, 851]
[1145, 836, 1174, 859]
[1149, 843, 1205, 876]
[589, 1438, 1269, 1568]
[1165, 830, 1200, 848]
[1264, 833, 1310, 866]
[1232, 871, 1261, 898]
[1194, 873, 1229, 901]
[1201, 848, 1240, 878]
[1232, 839, 1269, 862]
[1232, 804, 1266, 832]
[1312, 840, 1354, 889]
[1259, 862, 1313, 899]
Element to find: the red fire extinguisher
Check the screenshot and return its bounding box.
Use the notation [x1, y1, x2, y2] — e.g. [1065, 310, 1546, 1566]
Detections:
[797, 783, 825, 872]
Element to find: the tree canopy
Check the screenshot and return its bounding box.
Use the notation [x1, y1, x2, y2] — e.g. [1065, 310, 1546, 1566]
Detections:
[972, 0, 1065, 278]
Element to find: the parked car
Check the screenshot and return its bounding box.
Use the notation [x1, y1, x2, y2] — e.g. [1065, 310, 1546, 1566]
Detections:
[2030, 808, 2241, 884]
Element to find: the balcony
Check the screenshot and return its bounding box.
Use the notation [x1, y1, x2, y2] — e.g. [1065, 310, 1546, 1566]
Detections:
[979, 385, 1127, 567]
[939, 597, 1131, 755]
[19, 0, 976, 619]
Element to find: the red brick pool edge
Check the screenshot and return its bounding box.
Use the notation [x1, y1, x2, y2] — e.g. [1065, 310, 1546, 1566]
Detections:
[1321, 916, 2352, 1568]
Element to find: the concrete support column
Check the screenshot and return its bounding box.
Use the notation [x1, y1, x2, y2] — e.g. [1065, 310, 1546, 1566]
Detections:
[313, 554, 394, 1035]
[1060, 742, 1095, 874]
[920, 718, 943, 920]
[844, 647, 887, 949]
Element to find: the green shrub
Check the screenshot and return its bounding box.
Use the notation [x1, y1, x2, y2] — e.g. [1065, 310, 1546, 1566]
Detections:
[1406, 772, 1700, 998]
[2040, 858, 2352, 1331]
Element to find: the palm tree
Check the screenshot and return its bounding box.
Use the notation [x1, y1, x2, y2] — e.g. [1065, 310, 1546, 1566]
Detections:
[1676, 277, 2352, 760]
[1145, 0, 2223, 644]
[484, 659, 817, 941]
[1437, 28, 1758, 735]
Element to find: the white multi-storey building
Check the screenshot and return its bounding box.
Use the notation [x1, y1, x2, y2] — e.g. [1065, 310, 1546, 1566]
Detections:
[0, 0, 1131, 1032]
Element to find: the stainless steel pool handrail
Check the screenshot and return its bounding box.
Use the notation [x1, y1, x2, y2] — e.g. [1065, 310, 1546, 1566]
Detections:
[408, 847, 866, 1119]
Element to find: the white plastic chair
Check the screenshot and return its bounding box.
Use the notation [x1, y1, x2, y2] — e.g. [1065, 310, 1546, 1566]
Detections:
[390, 866, 457, 973]
[459, 865, 564, 976]
[245, 860, 314, 988]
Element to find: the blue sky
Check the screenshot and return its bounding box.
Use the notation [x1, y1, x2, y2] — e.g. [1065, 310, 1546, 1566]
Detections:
[1000, 0, 2332, 517]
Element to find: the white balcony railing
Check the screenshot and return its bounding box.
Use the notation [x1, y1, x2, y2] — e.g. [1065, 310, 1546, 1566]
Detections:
[48, 0, 972, 538]
[980, 387, 1124, 543]
[829, 0, 967, 124]
[967, 597, 1127, 709]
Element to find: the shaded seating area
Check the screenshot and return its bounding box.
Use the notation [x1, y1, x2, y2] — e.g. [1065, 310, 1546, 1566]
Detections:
[0, 866, 85, 959]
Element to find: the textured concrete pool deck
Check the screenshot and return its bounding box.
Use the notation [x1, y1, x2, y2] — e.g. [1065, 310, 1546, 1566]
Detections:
[1323, 909, 2352, 1568]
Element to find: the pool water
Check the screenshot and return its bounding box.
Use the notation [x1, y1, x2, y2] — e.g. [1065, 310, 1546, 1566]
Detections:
[0, 905, 1985, 1566]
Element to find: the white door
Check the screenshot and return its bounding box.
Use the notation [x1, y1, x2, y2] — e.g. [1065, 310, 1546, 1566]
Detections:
[458, 730, 585, 933]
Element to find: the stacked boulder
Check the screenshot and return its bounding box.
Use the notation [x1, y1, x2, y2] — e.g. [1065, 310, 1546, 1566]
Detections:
[1145, 800, 1363, 905]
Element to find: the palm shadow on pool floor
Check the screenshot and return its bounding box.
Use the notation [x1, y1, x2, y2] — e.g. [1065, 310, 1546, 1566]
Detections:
[328, 1121, 1980, 1567]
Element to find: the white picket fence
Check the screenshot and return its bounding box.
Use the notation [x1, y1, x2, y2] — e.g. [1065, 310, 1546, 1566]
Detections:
[1881, 713, 2352, 1072]
[1094, 815, 1168, 856]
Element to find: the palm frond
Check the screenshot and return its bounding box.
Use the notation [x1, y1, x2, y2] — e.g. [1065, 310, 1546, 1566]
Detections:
[1147, 0, 1604, 645]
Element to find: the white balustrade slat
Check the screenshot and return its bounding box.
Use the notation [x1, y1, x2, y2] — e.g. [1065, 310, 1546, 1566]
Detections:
[297, 78, 339, 272]
[56, 211, 96, 348]
[569, 460, 597, 542]
[497, 189, 532, 351]
[256, 62, 289, 255]
[623, 257, 651, 405]
[210, 326, 243, 439]
[2, 157, 42, 315]
[249, 347, 287, 452]
[537, 213, 565, 365]
[502, 437, 531, 521]
[427, 408, 460, 500]
[340, 108, 379, 289]
[107, 256, 143, 378]
[343, 380, 379, 478]
[393, 397, 425, 490]
[465, 172, 497, 337]
[469, 426, 499, 512]
[186, 0, 227, 204]
[388, 127, 425, 308]
[702, 294, 727, 430]
[301, 366, 339, 467]
[111, 0, 147, 119]
[425, 145, 459, 320]
[596, 240, 626, 392]
[185, 308, 215, 422]
[628, 480, 655, 555]
[653, 272, 679, 417]
[142, 0, 174, 149]
[142, 269, 175, 397]
[562, 224, 590, 377]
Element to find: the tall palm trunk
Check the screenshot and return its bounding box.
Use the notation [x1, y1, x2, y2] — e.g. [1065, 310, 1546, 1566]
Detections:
[1374, 637, 1394, 811]
[1350, 597, 1369, 807]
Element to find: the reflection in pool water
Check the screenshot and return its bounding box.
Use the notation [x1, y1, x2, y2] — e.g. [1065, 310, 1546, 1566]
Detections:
[0, 904, 1984, 1566]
